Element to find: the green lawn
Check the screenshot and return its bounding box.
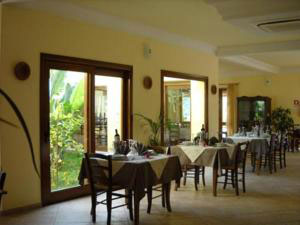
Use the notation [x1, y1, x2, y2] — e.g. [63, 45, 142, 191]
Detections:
[51, 150, 84, 191]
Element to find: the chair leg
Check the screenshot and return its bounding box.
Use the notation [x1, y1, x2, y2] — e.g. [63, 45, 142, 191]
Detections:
[284, 149, 287, 168]
[162, 185, 166, 208]
[183, 167, 187, 186]
[128, 190, 133, 221]
[268, 152, 272, 174]
[274, 152, 277, 172]
[194, 166, 199, 191]
[223, 169, 228, 190]
[279, 149, 283, 169]
[264, 154, 268, 168]
[91, 195, 96, 223]
[252, 153, 256, 172]
[234, 170, 239, 196]
[242, 169, 246, 193]
[106, 191, 112, 225]
[202, 167, 206, 186]
[147, 187, 152, 214]
[231, 170, 235, 188]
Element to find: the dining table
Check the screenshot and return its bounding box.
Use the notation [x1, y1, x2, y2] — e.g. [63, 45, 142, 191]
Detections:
[170, 144, 236, 196]
[227, 135, 270, 174]
[78, 152, 182, 225]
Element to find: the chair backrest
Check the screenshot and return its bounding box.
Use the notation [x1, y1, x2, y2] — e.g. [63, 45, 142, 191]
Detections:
[208, 136, 219, 146]
[228, 142, 248, 170]
[225, 138, 234, 144]
[269, 134, 277, 153]
[0, 171, 7, 203]
[84, 153, 112, 193]
[238, 141, 249, 169]
[166, 145, 171, 155]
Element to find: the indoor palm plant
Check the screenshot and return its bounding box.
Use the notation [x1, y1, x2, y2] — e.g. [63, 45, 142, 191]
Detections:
[135, 112, 166, 146]
[271, 107, 294, 133]
[0, 88, 39, 177]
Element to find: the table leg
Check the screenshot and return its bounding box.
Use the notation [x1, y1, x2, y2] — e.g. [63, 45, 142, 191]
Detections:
[213, 154, 218, 197]
[256, 157, 261, 175]
[174, 179, 180, 191]
[165, 183, 172, 212]
[134, 191, 140, 225]
[213, 167, 218, 197]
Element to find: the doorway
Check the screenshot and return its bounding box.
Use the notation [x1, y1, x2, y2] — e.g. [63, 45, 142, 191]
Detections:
[161, 70, 208, 145]
[40, 54, 132, 205]
[219, 88, 228, 140]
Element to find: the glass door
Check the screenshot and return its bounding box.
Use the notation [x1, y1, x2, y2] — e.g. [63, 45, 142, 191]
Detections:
[94, 75, 123, 152]
[40, 54, 132, 205]
[49, 69, 87, 192]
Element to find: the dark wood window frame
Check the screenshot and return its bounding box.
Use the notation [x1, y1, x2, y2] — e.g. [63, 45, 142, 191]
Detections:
[40, 53, 133, 205]
[160, 70, 208, 145]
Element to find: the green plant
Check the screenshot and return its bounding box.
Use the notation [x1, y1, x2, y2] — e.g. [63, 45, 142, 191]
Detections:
[271, 107, 294, 132]
[49, 70, 85, 190]
[135, 113, 165, 146]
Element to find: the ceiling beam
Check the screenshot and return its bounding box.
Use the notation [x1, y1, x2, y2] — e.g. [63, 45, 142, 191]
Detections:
[0, 0, 37, 4]
[280, 66, 300, 74]
[217, 40, 300, 57]
[222, 55, 280, 74]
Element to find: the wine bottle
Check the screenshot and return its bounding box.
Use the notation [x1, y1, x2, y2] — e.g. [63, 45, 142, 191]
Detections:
[114, 129, 120, 142]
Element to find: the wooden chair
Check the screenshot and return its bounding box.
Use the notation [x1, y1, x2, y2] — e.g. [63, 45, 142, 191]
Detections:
[182, 164, 205, 191]
[250, 138, 273, 174]
[0, 171, 7, 204]
[292, 127, 300, 152]
[84, 153, 133, 224]
[147, 146, 171, 214]
[261, 134, 277, 173]
[273, 133, 287, 171]
[218, 142, 249, 196]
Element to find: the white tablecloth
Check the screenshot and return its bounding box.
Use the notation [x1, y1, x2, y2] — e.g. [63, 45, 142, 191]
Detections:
[227, 136, 269, 157]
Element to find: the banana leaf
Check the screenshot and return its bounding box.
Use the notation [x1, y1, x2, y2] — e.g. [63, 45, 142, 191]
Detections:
[0, 88, 40, 178]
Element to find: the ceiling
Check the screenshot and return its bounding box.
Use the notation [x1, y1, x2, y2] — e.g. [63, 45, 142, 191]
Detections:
[3, 0, 300, 76]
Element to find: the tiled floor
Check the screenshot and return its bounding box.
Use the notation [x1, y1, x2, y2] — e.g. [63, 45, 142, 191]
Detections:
[1, 152, 300, 225]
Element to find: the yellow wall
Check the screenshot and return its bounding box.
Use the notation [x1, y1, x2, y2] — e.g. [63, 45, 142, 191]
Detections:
[220, 74, 300, 124]
[0, 6, 219, 210]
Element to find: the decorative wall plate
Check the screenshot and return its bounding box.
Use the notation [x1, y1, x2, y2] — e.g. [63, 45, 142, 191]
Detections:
[211, 84, 217, 94]
[143, 76, 152, 89]
[14, 62, 31, 80]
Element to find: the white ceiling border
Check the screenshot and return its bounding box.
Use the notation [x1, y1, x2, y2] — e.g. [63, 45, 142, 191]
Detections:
[217, 40, 300, 57]
[222, 55, 279, 74]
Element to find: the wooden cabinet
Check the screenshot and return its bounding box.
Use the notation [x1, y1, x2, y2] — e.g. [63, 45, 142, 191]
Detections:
[237, 96, 271, 130]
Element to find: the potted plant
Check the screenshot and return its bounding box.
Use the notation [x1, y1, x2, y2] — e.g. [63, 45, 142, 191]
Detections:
[271, 107, 294, 133]
[135, 113, 164, 146]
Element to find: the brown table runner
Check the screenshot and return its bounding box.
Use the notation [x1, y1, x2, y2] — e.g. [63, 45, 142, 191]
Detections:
[78, 155, 182, 202]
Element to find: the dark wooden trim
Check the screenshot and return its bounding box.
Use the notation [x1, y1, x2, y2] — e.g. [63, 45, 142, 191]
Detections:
[41, 53, 132, 73]
[219, 88, 227, 140]
[40, 53, 133, 205]
[160, 70, 209, 145]
[237, 96, 271, 129]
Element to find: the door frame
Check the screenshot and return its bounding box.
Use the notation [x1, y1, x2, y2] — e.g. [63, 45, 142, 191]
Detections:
[160, 70, 208, 145]
[40, 53, 133, 205]
[219, 88, 227, 140]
